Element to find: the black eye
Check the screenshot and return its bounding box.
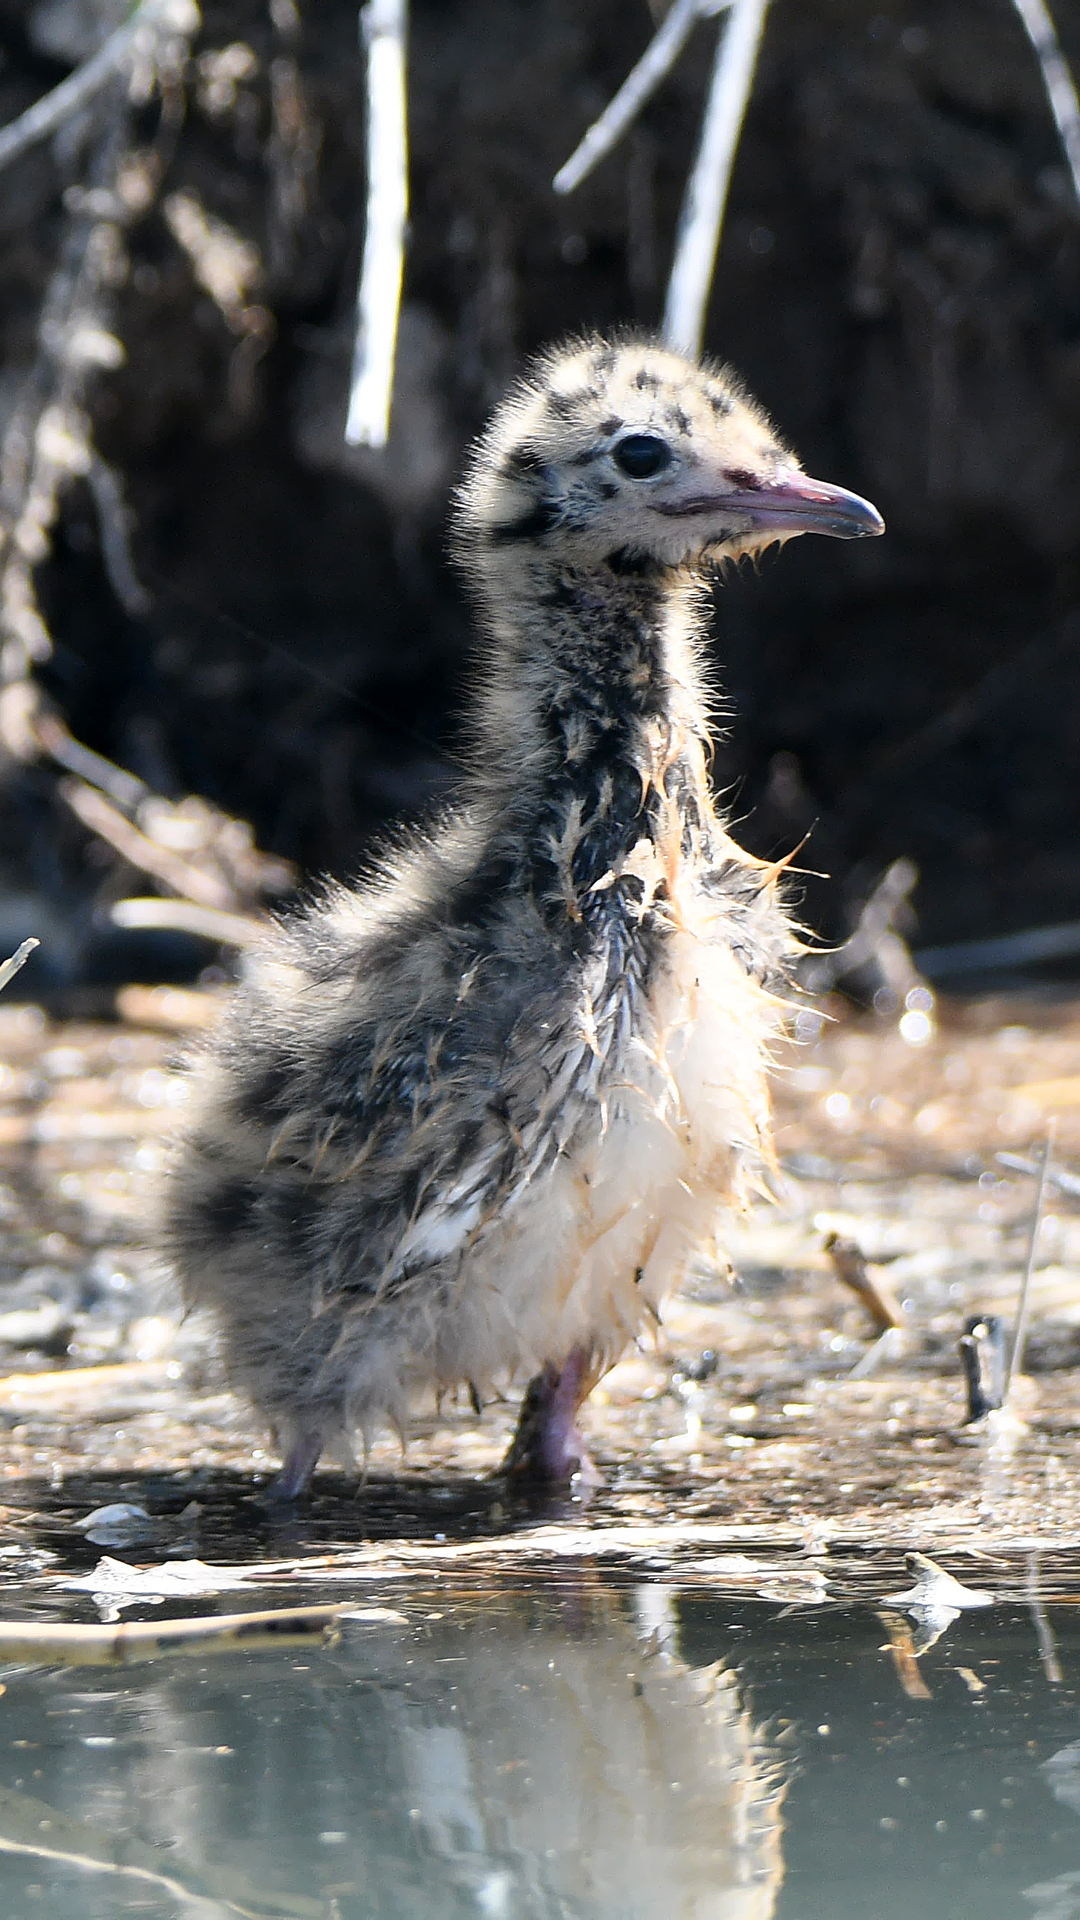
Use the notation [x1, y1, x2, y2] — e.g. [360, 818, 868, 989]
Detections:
[612, 434, 673, 479]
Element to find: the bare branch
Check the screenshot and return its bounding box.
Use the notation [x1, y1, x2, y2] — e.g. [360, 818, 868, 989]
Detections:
[60, 780, 240, 909]
[29, 704, 149, 811]
[662, 0, 770, 357]
[0, 0, 198, 175]
[345, 0, 409, 449]
[554, 0, 733, 197]
[1010, 0, 1080, 206]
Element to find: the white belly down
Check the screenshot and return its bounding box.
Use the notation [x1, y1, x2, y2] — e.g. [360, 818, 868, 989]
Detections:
[422, 924, 781, 1399]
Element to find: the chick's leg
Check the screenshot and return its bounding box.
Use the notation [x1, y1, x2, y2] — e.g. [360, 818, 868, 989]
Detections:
[270, 1428, 325, 1502]
[502, 1346, 604, 1482]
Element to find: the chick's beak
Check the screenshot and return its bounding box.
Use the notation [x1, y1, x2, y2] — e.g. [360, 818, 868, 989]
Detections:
[739, 466, 885, 539]
[654, 465, 885, 540]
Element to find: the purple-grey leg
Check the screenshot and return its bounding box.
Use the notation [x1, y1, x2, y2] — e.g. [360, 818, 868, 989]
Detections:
[270, 1429, 324, 1502]
[502, 1347, 602, 1482]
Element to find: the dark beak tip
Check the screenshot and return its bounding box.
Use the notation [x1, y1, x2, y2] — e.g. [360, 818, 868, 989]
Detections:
[786, 476, 885, 541]
[832, 503, 886, 540]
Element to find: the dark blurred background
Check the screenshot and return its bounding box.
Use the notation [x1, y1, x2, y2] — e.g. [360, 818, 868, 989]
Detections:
[1, 0, 1079, 988]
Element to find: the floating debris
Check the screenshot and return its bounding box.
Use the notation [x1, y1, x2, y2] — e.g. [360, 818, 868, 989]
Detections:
[72, 1503, 161, 1549]
[883, 1550, 995, 1654]
[0, 1604, 346, 1669]
[888, 1552, 995, 1613]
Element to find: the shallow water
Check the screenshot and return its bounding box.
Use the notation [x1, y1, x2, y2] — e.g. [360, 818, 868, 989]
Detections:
[0, 1569, 1079, 1919]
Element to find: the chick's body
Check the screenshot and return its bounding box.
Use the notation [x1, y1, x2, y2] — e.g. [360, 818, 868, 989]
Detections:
[165, 337, 883, 1490]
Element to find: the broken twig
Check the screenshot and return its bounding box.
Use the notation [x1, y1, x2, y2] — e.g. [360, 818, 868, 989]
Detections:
[554, 0, 734, 195]
[662, 0, 770, 355]
[345, 0, 409, 448]
[997, 1151, 1080, 1199]
[801, 857, 923, 1004]
[60, 781, 240, 911]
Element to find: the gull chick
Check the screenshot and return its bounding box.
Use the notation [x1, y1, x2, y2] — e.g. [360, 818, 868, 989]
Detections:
[164, 335, 883, 1493]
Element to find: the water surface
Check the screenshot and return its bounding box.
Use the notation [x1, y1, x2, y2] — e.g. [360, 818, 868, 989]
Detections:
[0, 1565, 1078, 1920]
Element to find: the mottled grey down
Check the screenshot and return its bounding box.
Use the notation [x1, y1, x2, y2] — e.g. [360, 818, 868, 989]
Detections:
[162, 333, 883, 1491]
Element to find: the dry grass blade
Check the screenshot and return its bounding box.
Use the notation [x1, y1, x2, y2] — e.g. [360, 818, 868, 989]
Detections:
[1009, 0, 1080, 205]
[345, 0, 409, 448]
[554, 0, 733, 196]
[1006, 1121, 1056, 1403]
[662, 0, 771, 355]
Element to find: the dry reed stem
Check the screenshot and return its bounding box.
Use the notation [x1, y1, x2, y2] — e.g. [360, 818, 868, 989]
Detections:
[345, 0, 409, 448]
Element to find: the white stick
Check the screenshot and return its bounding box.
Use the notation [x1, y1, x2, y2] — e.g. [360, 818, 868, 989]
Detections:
[554, 0, 733, 197]
[662, 0, 770, 357]
[345, 0, 409, 449]
[111, 897, 265, 947]
[0, 938, 38, 993]
[1010, 0, 1080, 206]
[0, 0, 194, 174]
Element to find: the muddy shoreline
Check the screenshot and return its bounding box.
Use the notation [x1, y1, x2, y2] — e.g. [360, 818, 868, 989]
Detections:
[0, 989, 1075, 1582]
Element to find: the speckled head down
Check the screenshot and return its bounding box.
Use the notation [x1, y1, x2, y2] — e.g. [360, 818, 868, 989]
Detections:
[455, 334, 883, 573]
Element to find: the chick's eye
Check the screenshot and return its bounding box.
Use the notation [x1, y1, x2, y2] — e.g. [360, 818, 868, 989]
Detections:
[612, 434, 673, 479]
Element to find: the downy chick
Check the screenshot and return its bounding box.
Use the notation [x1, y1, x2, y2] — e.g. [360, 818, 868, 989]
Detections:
[164, 335, 883, 1492]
